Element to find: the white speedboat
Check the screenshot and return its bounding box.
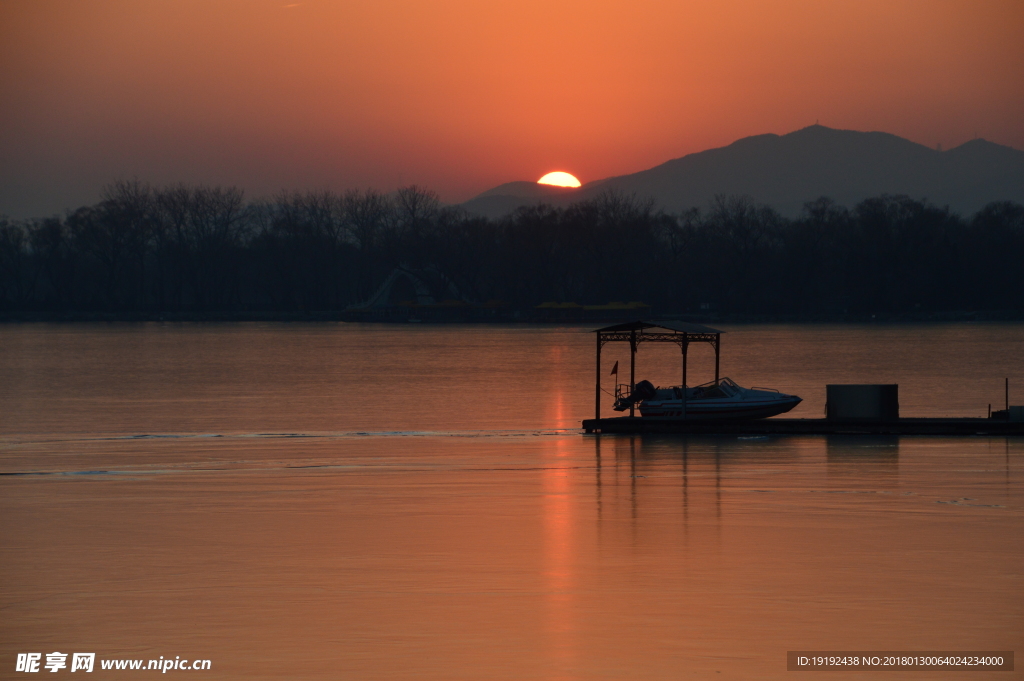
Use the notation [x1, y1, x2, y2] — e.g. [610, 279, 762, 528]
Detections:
[614, 377, 802, 420]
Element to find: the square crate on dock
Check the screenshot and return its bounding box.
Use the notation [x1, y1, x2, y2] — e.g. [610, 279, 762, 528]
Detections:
[826, 384, 899, 420]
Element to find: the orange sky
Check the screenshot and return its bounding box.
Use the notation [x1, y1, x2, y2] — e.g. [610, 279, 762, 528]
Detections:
[1, 0, 1022, 217]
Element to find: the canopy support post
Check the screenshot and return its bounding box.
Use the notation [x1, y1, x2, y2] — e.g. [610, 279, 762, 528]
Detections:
[682, 333, 688, 388]
[714, 333, 721, 384]
[682, 333, 689, 420]
[629, 329, 637, 417]
[595, 332, 602, 420]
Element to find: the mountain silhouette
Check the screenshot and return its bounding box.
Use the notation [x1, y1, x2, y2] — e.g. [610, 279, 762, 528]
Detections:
[462, 125, 1024, 218]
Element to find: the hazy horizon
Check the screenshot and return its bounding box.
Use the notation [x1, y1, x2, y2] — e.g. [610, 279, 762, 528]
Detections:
[3, 124, 1023, 221]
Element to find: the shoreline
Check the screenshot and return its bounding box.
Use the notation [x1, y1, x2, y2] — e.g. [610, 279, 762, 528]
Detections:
[2, 310, 1022, 324]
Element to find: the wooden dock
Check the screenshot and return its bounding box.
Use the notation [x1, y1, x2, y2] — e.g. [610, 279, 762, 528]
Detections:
[582, 417, 1024, 436]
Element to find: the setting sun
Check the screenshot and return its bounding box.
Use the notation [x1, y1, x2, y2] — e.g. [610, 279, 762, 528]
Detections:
[537, 171, 581, 188]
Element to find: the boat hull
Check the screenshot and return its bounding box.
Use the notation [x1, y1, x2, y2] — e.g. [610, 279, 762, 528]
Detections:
[639, 396, 802, 420]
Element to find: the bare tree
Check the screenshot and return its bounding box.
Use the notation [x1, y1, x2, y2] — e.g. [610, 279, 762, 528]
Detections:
[0, 219, 29, 307]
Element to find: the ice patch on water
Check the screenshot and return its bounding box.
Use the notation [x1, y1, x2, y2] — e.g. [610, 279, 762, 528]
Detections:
[3, 429, 584, 449]
[1, 469, 141, 477]
[101, 429, 581, 441]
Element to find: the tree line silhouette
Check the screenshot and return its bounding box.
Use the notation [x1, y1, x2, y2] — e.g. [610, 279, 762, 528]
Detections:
[1, 180, 1021, 317]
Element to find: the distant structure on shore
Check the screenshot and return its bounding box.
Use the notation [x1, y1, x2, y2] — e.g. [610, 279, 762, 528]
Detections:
[345, 265, 656, 322]
[461, 125, 1024, 219]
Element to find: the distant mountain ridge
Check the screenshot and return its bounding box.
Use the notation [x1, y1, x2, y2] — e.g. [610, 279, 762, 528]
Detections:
[461, 125, 1024, 218]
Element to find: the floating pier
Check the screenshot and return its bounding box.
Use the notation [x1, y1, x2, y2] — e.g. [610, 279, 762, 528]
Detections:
[584, 320, 1023, 436]
[582, 416, 1024, 436]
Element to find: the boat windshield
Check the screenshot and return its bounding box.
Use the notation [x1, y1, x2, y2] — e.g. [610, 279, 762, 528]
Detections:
[689, 377, 740, 399]
[692, 377, 739, 389]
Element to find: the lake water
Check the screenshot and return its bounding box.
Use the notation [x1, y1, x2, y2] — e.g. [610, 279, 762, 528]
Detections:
[2, 323, 1022, 679]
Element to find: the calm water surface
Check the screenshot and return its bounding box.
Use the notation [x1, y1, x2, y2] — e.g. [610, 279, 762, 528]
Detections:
[1, 323, 1022, 679]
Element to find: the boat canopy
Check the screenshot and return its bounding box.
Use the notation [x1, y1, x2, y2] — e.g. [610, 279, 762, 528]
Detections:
[592, 320, 724, 419]
[592, 320, 724, 335]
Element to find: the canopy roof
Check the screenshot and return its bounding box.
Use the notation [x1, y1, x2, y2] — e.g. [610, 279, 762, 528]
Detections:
[592, 320, 724, 334]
